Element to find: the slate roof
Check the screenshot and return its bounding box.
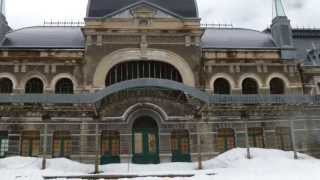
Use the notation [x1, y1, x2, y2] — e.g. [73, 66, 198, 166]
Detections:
[87, 0, 199, 18]
[0, 26, 85, 49]
[202, 28, 277, 49]
[291, 29, 320, 62]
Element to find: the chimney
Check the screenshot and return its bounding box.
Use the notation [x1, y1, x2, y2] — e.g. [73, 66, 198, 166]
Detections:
[271, 0, 296, 60]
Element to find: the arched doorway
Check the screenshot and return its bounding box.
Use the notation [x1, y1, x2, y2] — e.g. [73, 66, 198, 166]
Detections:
[132, 116, 160, 164]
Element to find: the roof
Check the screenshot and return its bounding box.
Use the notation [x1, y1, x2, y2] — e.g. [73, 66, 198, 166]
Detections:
[202, 28, 277, 49]
[87, 0, 199, 18]
[291, 29, 320, 62]
[0, 26, 85, 49]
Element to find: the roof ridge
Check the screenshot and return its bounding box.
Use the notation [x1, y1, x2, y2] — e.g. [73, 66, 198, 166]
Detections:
[8, 26, 81, 34]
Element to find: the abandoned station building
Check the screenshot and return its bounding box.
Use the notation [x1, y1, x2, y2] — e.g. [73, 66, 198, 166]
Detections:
[0, 0, 319, 164]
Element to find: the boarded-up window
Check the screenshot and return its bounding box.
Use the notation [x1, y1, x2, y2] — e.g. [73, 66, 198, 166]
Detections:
[21, 131, 40, 157]
[0, 131, 9, 158]
[217, 128, 235, 152]
[52, 131, 72, 158]
[276, 127, 292, 151]
[248, 127, 265, 148]
[101, 131, 120, 156]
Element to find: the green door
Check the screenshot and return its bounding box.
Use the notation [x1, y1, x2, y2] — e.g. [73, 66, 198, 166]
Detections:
[132, 116, 160, 164]
[132, 128, 159, 164]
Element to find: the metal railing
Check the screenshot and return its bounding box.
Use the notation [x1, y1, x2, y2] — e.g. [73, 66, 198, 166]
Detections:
[0, 79, 319, 106]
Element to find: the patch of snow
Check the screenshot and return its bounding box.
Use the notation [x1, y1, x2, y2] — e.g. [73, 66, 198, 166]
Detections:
[0, 148, 319, 180]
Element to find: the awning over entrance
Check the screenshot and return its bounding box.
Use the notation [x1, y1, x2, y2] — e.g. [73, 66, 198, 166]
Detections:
[0, 78, 318, 105]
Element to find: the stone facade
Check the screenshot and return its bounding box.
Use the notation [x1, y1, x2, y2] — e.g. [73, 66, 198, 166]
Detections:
[0, 0, 319, 165]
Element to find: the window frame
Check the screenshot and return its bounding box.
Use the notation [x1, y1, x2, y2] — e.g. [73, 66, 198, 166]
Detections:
[216, 128, 236, 152]
[21, 131, 40, 157]
[52, 131, 72, 158]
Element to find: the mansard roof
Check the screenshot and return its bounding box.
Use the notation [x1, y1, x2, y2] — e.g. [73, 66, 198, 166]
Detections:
[87, 0, 199, 18]
[0, 26, 85, 49]
[202, 28, 277, 49]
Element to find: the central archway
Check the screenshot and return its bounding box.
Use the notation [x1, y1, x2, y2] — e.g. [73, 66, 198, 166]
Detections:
[132, 116, 160, 164]
[93, 48, 196, 88]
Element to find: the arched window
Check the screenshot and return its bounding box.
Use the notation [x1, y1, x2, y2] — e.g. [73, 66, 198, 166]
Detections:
[171, 130, 191, 162]
[25, 78, 44, 94]
[270, 78, 285, 94]
[248, 127, 265, 148]
[55, 78, 74, 94]
[242, 78, 258, 94]
[52, 131, 72, 158]
[216, 128, 235, 152]
[0, 131, 9, 158]
[21, 131, 40, 157]
[101, 131, 120, 164]
[0, 78, 13, 93]
[105, 61, 183, 86]
[214, 78, 231, 94]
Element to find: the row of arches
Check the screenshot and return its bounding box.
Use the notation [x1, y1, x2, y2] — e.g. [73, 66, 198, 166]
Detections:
[213, 77, 286, 95]
[0, 77, 74, 94]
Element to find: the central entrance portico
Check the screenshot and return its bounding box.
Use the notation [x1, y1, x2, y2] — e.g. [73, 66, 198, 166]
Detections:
[132, 116, 160, 164]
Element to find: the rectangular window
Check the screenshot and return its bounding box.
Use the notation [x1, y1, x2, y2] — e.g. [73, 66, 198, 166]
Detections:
[216, 128, 235, 152]
[171, 130, 190, 155]
[148, 134, 156, 153]
[101, 131, 120, 156]
[52, 131, 72, 158]
[248, 128, 265, 148]
[0, 131, 9, 158]
[134, 133, 143, 154]
[276, 127, 292, 151]
[21, 131, 40, 157]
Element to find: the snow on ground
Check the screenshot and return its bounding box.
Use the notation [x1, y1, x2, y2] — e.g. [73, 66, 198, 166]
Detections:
[0, 148, 319, 180]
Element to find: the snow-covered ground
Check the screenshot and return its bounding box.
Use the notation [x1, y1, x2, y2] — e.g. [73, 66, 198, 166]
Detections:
[0, 148, 319, 180]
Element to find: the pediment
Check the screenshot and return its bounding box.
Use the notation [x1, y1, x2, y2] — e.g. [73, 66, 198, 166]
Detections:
[108, 2, 180, 20]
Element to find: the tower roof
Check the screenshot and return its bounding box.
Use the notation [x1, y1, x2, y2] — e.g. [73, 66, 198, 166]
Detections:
[87, 0, 199, 18]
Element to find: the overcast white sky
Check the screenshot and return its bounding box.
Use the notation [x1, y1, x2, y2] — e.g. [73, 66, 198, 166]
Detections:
[5, 0, 320, 30]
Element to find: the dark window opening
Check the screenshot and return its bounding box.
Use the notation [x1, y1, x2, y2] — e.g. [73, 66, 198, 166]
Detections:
[242, 78, 258, 95]
[25, 78, 44, 94]
[270, 78, 285, 94]
[0, 78, 13, 94]
[214, 78, 231, 95]
[55, 78, 74, 94]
